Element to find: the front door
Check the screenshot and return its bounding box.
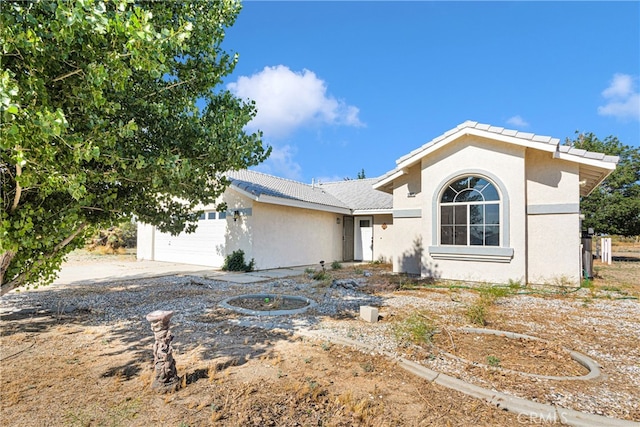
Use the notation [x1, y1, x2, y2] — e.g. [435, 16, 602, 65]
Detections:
[343, 216, 354, 261]
[355, 217, 373, 261]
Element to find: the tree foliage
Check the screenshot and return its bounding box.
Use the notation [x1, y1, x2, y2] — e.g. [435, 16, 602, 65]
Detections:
[0, 0, 270, 294]
[565, 132, 640, 237]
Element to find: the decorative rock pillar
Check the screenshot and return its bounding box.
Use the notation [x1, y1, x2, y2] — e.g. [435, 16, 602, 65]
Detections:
[146, 310, 181, 392]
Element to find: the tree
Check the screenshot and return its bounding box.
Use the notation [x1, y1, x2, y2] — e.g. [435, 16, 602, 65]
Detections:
[357, 168, 366, 179]
[565, 132, 640, 237]
[0, 1, 270, 295]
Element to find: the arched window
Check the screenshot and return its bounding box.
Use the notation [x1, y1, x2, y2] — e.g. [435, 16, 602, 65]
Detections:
[440, 176, 500, 246]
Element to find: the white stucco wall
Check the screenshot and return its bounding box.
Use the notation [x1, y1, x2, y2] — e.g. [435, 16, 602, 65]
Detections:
[250, 202, 343, 269]
[136, 222, 154, 261]
[389, 136, 534, 283]
[372, 214, 394, 263]
[525, 149, 581, 284]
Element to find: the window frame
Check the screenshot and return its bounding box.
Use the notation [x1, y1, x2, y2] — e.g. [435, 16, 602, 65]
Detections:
[429, 171, 513, 263]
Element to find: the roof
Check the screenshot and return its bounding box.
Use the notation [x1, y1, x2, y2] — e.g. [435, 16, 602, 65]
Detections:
[226, 170, 391, 214]
[318, 178, 393, 213]
[374, 120, 619, 197]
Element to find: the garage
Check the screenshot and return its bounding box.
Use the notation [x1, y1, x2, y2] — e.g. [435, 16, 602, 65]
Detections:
[153, 211, 227, 267]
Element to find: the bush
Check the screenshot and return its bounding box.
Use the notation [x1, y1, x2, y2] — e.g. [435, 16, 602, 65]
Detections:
[86, 221, 137, 253]
[331, 261, 342, 270]
[221, 250, 255, 272]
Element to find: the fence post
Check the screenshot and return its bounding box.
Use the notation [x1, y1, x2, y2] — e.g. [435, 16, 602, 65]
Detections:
[600, 237, 612, 265]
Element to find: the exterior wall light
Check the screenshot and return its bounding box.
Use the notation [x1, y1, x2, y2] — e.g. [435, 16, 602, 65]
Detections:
[233, 210, 240, 222]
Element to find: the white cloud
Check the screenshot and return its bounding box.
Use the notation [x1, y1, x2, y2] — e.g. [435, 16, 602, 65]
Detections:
[228, 65, 364, 139]
[253, 144, 302, 181]
[598, 73, 640, 121]
[506, 115, 529, 128]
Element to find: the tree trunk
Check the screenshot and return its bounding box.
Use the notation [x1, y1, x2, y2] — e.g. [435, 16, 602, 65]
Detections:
[0, 250, 16, 288]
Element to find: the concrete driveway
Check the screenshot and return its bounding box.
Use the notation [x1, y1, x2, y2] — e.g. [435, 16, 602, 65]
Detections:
[53, 258, 313, 286]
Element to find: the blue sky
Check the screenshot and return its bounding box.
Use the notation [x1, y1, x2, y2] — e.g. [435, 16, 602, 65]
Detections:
[221, 1, 640, 183]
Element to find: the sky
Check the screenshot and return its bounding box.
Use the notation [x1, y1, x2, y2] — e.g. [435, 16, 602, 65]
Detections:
[220, 1, 640, 183]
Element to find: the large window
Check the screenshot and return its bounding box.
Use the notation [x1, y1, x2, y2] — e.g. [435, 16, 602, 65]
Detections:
[440, 176, 500, 246]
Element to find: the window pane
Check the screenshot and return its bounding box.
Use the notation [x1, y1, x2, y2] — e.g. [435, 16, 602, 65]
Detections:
[450, 177, 469, 193]
[441, 206, 454, 225]
[470, 178, 489, 191]
[218, 212, 227, 220]
[455, 189, 483, 202]
[441, 225, 453, 245]
[198, 213, 206, 220]
[454, 225, 467, 245]
[441, 187, 456, 202]
[360, 220, 371, 227]
[485, 226, 500, 246]
[482, 183, 500, 201]
[470, 226, 484, 245]
[454, 205, 467, 224]
[485, 204, 499, 224]
[469, 205, 484, 224]
[207, 212, 216, 220]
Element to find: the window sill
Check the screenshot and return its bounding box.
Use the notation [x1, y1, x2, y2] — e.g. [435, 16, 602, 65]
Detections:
[428, 246, 514, 263]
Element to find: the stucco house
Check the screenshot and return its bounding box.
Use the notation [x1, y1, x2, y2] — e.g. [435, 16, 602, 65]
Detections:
[373, 121, 618, 285]
[137, 170, 394, 269]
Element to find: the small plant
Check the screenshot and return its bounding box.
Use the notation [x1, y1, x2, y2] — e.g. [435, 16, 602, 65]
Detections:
[331, 260, 342, 270]
[487, 355, 501, 367]
[312, 270, 330, 281]
[221, 250, 254, 272]
[392, 311, 437, 345]
[304, 267, 315, 274]
[466, 300, 488, 326]
[321, 341, 331, 351]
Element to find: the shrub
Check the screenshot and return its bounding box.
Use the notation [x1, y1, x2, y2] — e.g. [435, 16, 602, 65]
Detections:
[86, 221, 137, 253]
[331, 261, 342, 270]
[393, 311, 437, 345]
[221, 250, 254, 272]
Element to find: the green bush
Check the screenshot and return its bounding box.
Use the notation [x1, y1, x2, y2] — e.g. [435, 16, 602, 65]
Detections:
[393, 311, 437, 345]
[331, 261, 342, 270]
[221, 250, 255, 272]
[86, 221, 137, 253]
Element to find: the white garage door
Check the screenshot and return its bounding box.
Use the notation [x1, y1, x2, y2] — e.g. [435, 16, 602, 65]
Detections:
[154, 212, 227, 267]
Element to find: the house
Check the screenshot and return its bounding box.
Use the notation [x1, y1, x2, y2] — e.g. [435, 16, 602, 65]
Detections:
[137, 170, 394, 269]
[373, 121, 618, 285]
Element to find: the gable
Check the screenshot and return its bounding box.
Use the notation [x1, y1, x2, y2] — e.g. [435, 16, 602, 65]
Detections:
[374, 121, 618, 196]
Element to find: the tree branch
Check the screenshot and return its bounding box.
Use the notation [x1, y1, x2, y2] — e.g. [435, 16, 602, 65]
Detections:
[144, 77, 197, 99]
[11, 162, 21, 212]
[52, 68, 83, 82]
[0, 222, 87, 296]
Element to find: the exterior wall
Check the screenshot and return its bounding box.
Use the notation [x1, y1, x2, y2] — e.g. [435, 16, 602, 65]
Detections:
[391, 217, 423, 275]
[525, 149, 581, 284]
[223, 191, 255, 261]
[395, 136, 528, 283]
[136, 222, 154, 261]
[372, 214, 394, 263]
[250, 202, 343, 269]
[392, 164, 423, 212]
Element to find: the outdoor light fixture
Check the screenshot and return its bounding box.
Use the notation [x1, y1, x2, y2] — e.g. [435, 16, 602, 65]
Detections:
[336, 217, 341, 224]
[233, 210, 240, 222]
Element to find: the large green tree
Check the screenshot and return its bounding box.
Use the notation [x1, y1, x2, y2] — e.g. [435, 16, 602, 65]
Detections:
[1, 0, 270, 295]
[565, 132, 640, 237]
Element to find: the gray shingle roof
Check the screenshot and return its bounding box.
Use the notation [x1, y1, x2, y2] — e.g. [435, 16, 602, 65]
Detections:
[319, 178, 393, 211]
[226, 170, 392, 212]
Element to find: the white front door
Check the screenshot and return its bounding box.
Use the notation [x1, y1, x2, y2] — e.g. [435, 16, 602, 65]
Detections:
[354, 217, 373, 261]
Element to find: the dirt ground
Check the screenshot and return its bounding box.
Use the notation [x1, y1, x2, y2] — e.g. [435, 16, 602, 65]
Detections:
[1, 242, 639, 426]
